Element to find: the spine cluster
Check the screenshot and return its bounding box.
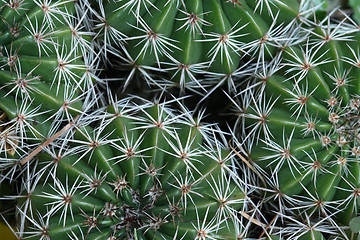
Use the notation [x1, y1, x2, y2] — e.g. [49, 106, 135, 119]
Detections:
[0, 0, 359, 240]
[84, 0, 304, 94]
[235, 4, 360, 239]
[16, 98, 250, 239]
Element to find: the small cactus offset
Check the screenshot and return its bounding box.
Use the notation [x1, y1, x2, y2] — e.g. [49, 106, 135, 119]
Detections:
[86, 0, 307, 93]
[15, 98, 249, 239]
[237, 6, 360, 239]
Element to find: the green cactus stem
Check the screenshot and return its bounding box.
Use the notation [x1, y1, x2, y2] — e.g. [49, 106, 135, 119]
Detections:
[16, 99, 249, 239]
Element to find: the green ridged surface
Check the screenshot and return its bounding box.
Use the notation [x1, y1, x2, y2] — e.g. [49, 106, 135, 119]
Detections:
[18, 102, 245, 239]
[242, 11, 360, 238]
[0, 0, 93, 159]
[93, 0, 300, 90]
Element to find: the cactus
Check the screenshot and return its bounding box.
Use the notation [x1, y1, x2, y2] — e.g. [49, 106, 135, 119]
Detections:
[0, 0, 95, 91]
[0, 0, 100, 181]
[236, 6, 360, 239]
[0, 0, 100, 234]
[4, 0, 355, 239]
[86, 0, 309, 93]
[14, 98, 249, 239]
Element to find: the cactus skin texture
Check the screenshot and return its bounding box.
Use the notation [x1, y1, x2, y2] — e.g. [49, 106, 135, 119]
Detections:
[16, 99, 246, 239]
[0, 0, 98, 177]
[0, 0, 93, 92]
[237, 7, 360, 239]
[89, 0, 301, 92]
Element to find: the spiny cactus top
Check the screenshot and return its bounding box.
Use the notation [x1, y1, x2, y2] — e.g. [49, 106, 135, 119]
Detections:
[0, 0, 99, 178]
[0, 0, 96, 90]
[16, 98, 248, 239]
[237, 8, 360, 239]
[88, 0, 307, 92]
